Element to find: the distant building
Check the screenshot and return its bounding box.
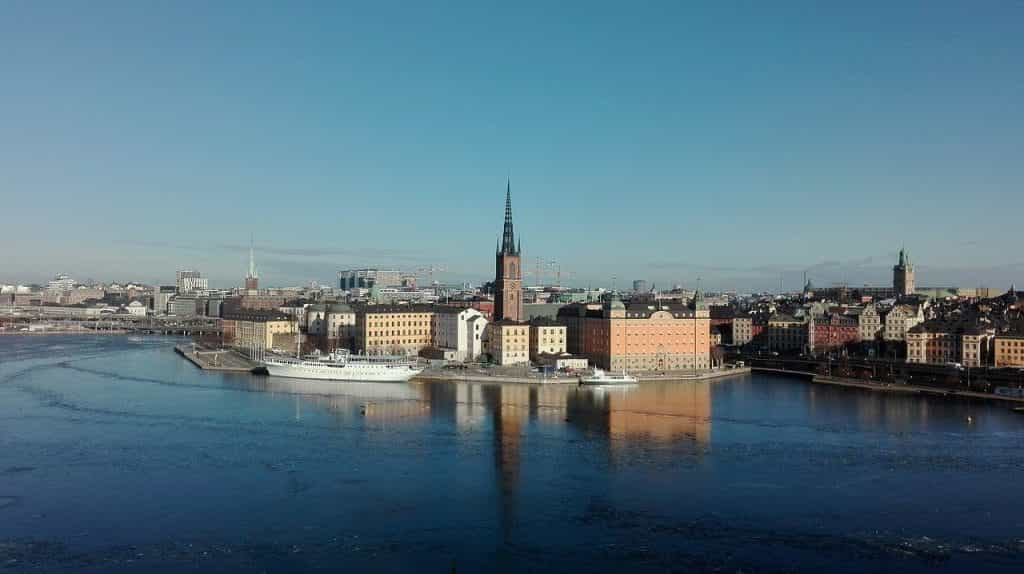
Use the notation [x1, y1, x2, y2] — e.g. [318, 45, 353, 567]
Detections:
[245, 239, 259, 291]
[893, 248, 915, 297]
[47, 274, 75, 293]
[884, 304, 924, 341]
[168, 295, 201, 317]
[767, 314, 808, 353]
[905, 319, 992, 366]
[125, 301, 148, 317]
[859, 303, 886, 343]
[494, 180, 523, 322]
[810, 313, 859, 353]
[152, 286, 177, 315]
[176, 270, 208, 294]
[338, 269, 402, 290]
[732, 315, 754, 346]
[993, 334, 1024, 368]
[632, 280, 648, 293]
[961, 328, 996, 367]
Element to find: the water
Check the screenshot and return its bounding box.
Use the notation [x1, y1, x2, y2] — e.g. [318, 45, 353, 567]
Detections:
[2, 335, 1023, 572]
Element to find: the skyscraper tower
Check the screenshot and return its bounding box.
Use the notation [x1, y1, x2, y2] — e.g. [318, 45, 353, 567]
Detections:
[245, 236, 259, 291]
[893, 247, 914, 297]
[494, 179, 523, 322]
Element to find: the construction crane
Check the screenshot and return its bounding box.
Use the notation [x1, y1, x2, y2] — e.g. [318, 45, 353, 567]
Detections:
[414, 266, 448, 287]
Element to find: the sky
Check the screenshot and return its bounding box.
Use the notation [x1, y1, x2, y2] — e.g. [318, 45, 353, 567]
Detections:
[1, 0, 1022, 292]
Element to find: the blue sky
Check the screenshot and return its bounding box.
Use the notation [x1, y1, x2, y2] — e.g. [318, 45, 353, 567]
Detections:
[1, 1, 1021, 291]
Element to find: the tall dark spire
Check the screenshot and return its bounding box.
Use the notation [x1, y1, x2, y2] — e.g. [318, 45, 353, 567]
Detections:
[500, 178, 517, 254]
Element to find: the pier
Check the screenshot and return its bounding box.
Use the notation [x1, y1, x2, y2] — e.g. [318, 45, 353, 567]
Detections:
[174, 344, 259, 373]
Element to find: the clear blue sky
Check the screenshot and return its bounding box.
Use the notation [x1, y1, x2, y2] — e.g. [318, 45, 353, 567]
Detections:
[1, 0, 1021, 291]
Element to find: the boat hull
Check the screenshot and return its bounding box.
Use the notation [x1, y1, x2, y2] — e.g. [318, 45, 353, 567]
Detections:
[265, 361, 423, 382]
[579, 378, 638, 386]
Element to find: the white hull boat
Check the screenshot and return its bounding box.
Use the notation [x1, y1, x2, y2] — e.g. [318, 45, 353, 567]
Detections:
[578, 368, 639, 386]
[264, 350, 424, 382]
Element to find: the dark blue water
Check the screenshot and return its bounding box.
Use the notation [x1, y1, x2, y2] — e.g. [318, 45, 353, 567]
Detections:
[2, 335, 1023, 572]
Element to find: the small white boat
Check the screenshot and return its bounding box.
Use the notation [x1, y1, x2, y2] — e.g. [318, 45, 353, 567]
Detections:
[579, 368, 639, 386]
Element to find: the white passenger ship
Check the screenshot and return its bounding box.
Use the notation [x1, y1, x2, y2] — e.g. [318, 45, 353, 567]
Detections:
[263, 349, 424, 382]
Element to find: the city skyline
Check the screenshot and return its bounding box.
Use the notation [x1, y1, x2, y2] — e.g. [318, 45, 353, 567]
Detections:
[2, 1, 1022, 289]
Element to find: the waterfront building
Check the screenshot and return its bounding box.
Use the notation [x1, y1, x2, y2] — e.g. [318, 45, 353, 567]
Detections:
[893, 248, 915, 297]
[905, 319, 981, 365]
[884, 303, 924, 341]
[528, 318, 567, 361]
[557, 297, 711, 372]
[810, 313, 860, 353]
[354, 304, 434, 356]
[222, 309, 298, 359]
[993, 334, 1024, 368]
[305, 302, 357, 349]
[961, 329, 996, 367]
[176, 270, 208, 294]
[494, 180, 523, 322]
[338, 269, 402, 290]
[767, 314, 808, 353]
[485, 320, 530, 366]
[431, 307, 488, 362]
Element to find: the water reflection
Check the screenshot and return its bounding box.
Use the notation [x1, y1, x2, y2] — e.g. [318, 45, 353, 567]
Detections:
[246, 375, 714, 539]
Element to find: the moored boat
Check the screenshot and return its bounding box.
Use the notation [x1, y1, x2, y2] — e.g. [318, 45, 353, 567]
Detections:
[263, 349, 423, 382]
[578, 368, 638, 386]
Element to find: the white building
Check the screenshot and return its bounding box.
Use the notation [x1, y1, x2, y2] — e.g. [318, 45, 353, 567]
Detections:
[47, 274, 75, 293]
[125, 301, 148, 316]
[176, 270, 208, 293]
[858, 303, 886, 343]
[432, 307, 488, 362]
[884, 304, 924, 342]
[305, 303, 357, 349]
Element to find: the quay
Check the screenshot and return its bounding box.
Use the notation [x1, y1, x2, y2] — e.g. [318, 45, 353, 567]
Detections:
[175, 344, 259, 373]
[752, 366, 1024, 404]
[415, 366, 751, 385]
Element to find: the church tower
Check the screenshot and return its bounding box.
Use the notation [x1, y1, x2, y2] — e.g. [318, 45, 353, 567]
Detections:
[494, 179, 523, 322]
[245, 236, 259, 292]
[893, 247, 914, 297]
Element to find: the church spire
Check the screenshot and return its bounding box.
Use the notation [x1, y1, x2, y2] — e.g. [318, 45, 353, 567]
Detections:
[247, 235, 258, 280]
[500, 178, 517, 254]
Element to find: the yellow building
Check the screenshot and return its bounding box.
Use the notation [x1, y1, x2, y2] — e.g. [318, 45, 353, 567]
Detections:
[354, 304, 435, 356]
[994, 335, 1024, 368]
[223, 310, 298, 359]
[529, 319, 567, 361]
[486, 321, 531, 365]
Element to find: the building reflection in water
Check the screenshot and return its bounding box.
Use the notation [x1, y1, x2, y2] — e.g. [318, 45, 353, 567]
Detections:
[244, 375, 712, 540]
